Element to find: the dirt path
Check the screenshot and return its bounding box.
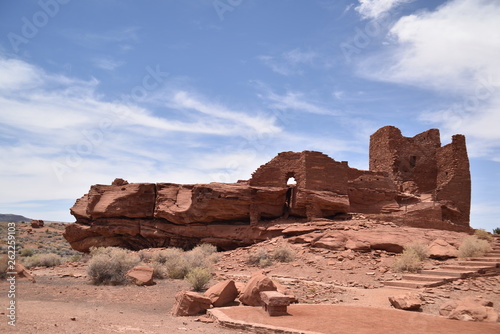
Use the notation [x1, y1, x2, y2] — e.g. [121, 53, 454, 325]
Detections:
[0, 274, 240, 334]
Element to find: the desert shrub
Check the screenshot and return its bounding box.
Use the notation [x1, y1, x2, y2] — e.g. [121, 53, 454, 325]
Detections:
[149, 244, 218, 280]
[247, 249, 273, 267]
[272, 245, 295, 263]
[67, 254, 82, 262]
[185, 267, 212, 292]
[185, 244, 219, 270]
[0, 254, 8, 279]
[138, 250, 154, 263]
[21, 247, 35, 257]
[404, 242, 429, 261]
[458, 236, 490, 259]
[152, 261, 169, 279]
[24, 253, 62, 268]
[493, 227, 500, 235]
[392, 249, 422, 273]
[87, 247, 140, 285]
[474, 229, 493, 241]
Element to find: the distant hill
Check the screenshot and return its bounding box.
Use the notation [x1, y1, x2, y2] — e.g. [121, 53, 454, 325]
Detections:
[0, 214, 32, 222]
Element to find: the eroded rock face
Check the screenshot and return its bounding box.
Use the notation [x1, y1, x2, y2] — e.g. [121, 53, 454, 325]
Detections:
[64, 127, 472, 253]
[439, 297, 499, 322]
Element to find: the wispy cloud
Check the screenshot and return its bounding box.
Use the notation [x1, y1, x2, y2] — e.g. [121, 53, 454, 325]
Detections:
[0, 55, 283, 208]
[356, 0, 500, 160]
[92, 57, 126, 70]
[258, 87, 340, 116]
[355, 0, 414, 20]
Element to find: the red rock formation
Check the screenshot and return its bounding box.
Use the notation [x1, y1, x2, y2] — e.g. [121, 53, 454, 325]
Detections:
[63, 126, 472, 253]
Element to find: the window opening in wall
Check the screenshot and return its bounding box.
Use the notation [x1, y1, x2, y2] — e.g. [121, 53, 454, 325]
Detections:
[287, 177, 297, 185]
[409, 156, 417, 168]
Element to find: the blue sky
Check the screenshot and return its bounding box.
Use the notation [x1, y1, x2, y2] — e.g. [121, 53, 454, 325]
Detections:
[0, 0, 499, 231]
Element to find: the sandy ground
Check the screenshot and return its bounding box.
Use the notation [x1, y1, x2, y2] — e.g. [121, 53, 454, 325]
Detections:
[1, 254, 499, 334]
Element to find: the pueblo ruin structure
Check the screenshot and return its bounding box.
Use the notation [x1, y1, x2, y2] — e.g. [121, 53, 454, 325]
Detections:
[64, 126, 471, 252]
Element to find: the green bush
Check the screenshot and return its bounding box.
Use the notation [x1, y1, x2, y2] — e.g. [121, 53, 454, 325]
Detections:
[404, 242, 429, 261]
[493, 227, 500, 235]
[272, 246, 295, 263]
[458, 236, 490, 259]
[67, 254, 82, 262]
[392, 249, 422, 273]
[247, 249, 273, 267]
[87, 247, 140, 285]
[474, 229, 493, 241]
[185, 267, 212, 291]
[24, 253, 62, 268]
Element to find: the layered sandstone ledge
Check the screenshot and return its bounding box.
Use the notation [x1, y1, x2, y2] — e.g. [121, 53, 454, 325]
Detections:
[64, 126, 472, 252]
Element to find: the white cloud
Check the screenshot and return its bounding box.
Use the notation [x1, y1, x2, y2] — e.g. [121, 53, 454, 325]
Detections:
[355, 0, 413, 20]
[93, 57, 126, 70]
[261, 89, 340, 116]
[358, 0, 500, 159]
[0, 55, 283, 210]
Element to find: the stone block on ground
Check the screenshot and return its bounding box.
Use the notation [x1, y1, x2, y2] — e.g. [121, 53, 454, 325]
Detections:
[260, 291, 291, 316]
[389, 292, 422, 310]
[126, 266, 154, 286]
[204, 280, 239, 307]
[439, 296, 498, 322]
[171, 291, 212, 316]
[239, 271, 277, 306]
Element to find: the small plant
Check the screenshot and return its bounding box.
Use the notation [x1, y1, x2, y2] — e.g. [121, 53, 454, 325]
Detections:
[67, 254, 82, 262]
[87, 247, 140, 285]
[0, 254, 8, 279]
[392, 249, 422, 273]
[21, 247, 35, 257]
[185, 267, 212, 291]
[474, 229, 493, 241]
[24, 253, 62, 268]
[404, 242, 429, 261]
[247, 249, 273, 267]
[493, 227, 500, 235]
[458, 236, 490, 259]
[272, 245, 295, 263]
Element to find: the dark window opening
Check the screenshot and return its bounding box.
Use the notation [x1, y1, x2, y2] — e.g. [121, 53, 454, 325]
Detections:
[409, 156, 417, 168]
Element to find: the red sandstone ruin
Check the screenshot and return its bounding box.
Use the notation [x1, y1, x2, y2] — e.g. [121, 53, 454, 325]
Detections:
[63, 126, 471, 252]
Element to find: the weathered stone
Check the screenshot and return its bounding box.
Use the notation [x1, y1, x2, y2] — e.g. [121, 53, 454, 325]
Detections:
[204, 280, 239, 307]
[30, 220, 44, 228]
[126, 266, 154, 286]
[439, 297, 498, 322]
[428, 239, 458, 259]
[239, 271, 277, 306]
[64, 126, 473, 253]
[389, 293, 422, 310]
[171, 291, 211, 316]
[14, 263, 36, 283]
[260, 291, 291, 316]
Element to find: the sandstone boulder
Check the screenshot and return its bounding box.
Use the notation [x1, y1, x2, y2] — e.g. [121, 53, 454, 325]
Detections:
[14, 263, 36, 283]
[171, 291, 211, 316]
[439, 297, 498, 322]
[126, 266, 154, 286]
[239, 271, 277, 306]
[204, 280, 239, 307]
[30, 220, 44, 228]
[389, 293, 422, 310]
[428, 239, 458, 259]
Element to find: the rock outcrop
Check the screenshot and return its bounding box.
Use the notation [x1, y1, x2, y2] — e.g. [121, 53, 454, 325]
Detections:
[64, 127, 472, 253]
